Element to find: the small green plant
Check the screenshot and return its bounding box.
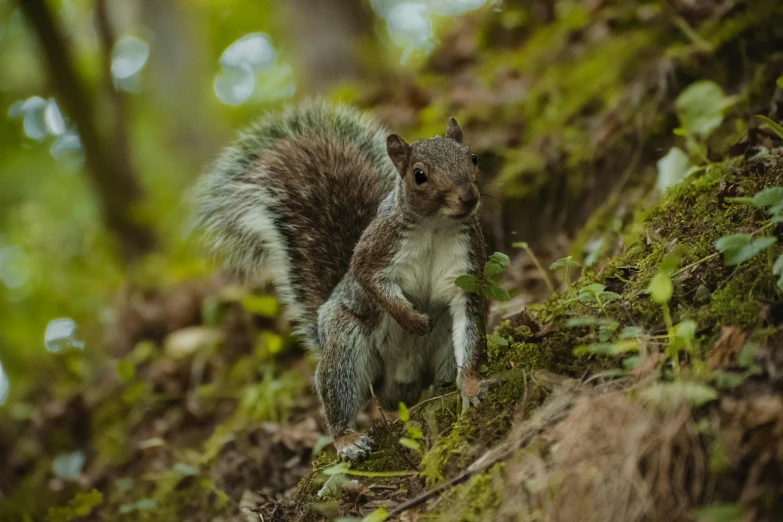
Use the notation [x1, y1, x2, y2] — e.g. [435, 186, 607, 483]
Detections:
[657, 80, 735, 191]
[644, 254, 700, 373]
[455, 251, 512, 301]
[568, 315, 641, 358]
[397, 402, 425, 457]
[46, 490, 103, 522]
[757, 115, 783, 140]
[549, 255, 580, 288]
[487, 334, 509, 348]
[576, 283, 620, 313]
[720, 186, 783, 289]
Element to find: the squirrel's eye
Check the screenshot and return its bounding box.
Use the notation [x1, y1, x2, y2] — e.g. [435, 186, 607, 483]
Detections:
[414, 168, 428, 184]
[471, 154, 478, 166]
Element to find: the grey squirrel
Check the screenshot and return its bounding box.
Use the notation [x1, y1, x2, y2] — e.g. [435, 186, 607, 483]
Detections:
[196, 100, 487, 460]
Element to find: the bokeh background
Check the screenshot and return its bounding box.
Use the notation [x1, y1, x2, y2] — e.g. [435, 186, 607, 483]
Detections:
[1, 0, 782, 520]
[0, 0, 500, 405]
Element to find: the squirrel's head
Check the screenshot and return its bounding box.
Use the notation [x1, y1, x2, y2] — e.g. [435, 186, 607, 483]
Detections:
[386, 118, 480, 221]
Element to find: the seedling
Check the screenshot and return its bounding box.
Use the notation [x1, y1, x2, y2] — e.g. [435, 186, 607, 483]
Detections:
[455, 251, 512, 301]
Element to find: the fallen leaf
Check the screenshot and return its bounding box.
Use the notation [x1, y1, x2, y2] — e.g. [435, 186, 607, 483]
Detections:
[707, 326, 748, 369]
[163, 326, 223, 358]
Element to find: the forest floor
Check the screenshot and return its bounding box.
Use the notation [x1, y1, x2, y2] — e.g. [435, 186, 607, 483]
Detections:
[2, 1, 783, 521]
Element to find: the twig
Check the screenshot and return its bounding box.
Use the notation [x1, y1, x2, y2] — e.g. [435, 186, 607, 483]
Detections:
[392, 391, 458, 424]
[387, 373, 526, 518]
[671, 252, 719, 277]
[386, 443, 519, 519]
[516, 243, 555, 294]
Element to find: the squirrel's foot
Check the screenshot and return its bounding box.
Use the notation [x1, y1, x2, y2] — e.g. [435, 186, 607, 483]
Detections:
[459, 372, 489, 413]
[334, 431, 374, 461]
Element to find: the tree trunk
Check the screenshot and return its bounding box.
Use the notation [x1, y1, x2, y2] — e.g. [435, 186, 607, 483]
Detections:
[18, 0, 157, 262]
[283, 0, 373, 93]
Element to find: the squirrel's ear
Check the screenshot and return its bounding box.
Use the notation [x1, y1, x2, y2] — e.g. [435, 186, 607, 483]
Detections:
[446, 117, 463, 143]
[386, 134, 410, 175]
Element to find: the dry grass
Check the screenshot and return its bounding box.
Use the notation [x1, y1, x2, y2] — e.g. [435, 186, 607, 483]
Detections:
[464, 384, 709, 522]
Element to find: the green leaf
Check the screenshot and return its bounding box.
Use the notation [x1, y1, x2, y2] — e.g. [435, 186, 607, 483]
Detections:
[647, 272, 673, 304]
[116, 360, 135, 381]
[489, 251, 510, 269]
[656, 147, 693, 191]
[715, 234, 777, 266]
[756, 115, 783, 140]
[599, 291, 621, 303]
[317, 473, 349, 498]
[47, 490, 103, 522]
[622, 355, 642, 369]
[455, 275, 480, 293]
[362, 508, 389, 522]
[483, 261, 505, 277]
[119, 499, 158, 514]
[483, 281, 511, 301]
[675, 80, 735, 138]
[511, 241, 529, 249]
[737, 343, 758, 368]
[487, 334, 509, 346]
[549, 256, 580, 270]
[607, 340, 641, 354]
[566, 316, 601, 327]
[581, 283, 606, 296]
[312, 435, 333, 456]
[750, 186, 783, 211]
[323, 462, 351, 476]
[714, 372, 744, 389]
[406, 426, 423, 439]
[173, 463, 199, 476]
[641, 382, 718, 407]
[694, 503, 745, 522]
[398, 402, 410, 422]
[619, 326, 643, 339]
[598, 321, 618, 342]
[241, 294, 279, 317]
[778, 76, 783, 89]
[674, 320, 697, 340]
[399, 437, 421, 452]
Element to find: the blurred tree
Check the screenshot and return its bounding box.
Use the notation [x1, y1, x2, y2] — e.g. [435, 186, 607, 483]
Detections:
[18, 0, 157, 262]
[283, 0, 373, 92]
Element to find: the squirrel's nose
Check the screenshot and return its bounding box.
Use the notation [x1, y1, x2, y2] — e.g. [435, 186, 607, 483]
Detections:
[459, 186, 479, 210]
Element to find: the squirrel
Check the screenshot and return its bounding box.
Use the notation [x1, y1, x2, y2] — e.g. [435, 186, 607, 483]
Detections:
[196, 100, 487, 460]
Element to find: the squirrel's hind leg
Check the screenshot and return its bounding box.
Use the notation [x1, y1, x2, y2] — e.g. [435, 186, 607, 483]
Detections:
[315, 305, 379, 461]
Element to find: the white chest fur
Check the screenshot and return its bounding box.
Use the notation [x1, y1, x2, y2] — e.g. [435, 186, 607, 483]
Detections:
[390, 223, 471, 309]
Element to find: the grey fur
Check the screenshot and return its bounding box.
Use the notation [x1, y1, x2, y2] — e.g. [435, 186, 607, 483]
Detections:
[195, 100, 397, 349]
[195, 103, 487, 460]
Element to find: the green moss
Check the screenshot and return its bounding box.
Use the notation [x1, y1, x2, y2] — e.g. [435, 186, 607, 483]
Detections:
[420, 371, 544, 486]
[709, 254, 778, 331]
[421, 463, 506, 522]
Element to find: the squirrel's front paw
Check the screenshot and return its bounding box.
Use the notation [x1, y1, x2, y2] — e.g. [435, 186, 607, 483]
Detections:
[403, 312, 432, 336]
[334, 431, 374, 461]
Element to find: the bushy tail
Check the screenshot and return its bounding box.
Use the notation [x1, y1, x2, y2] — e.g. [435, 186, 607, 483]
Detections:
[195, 100, 397, 349]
